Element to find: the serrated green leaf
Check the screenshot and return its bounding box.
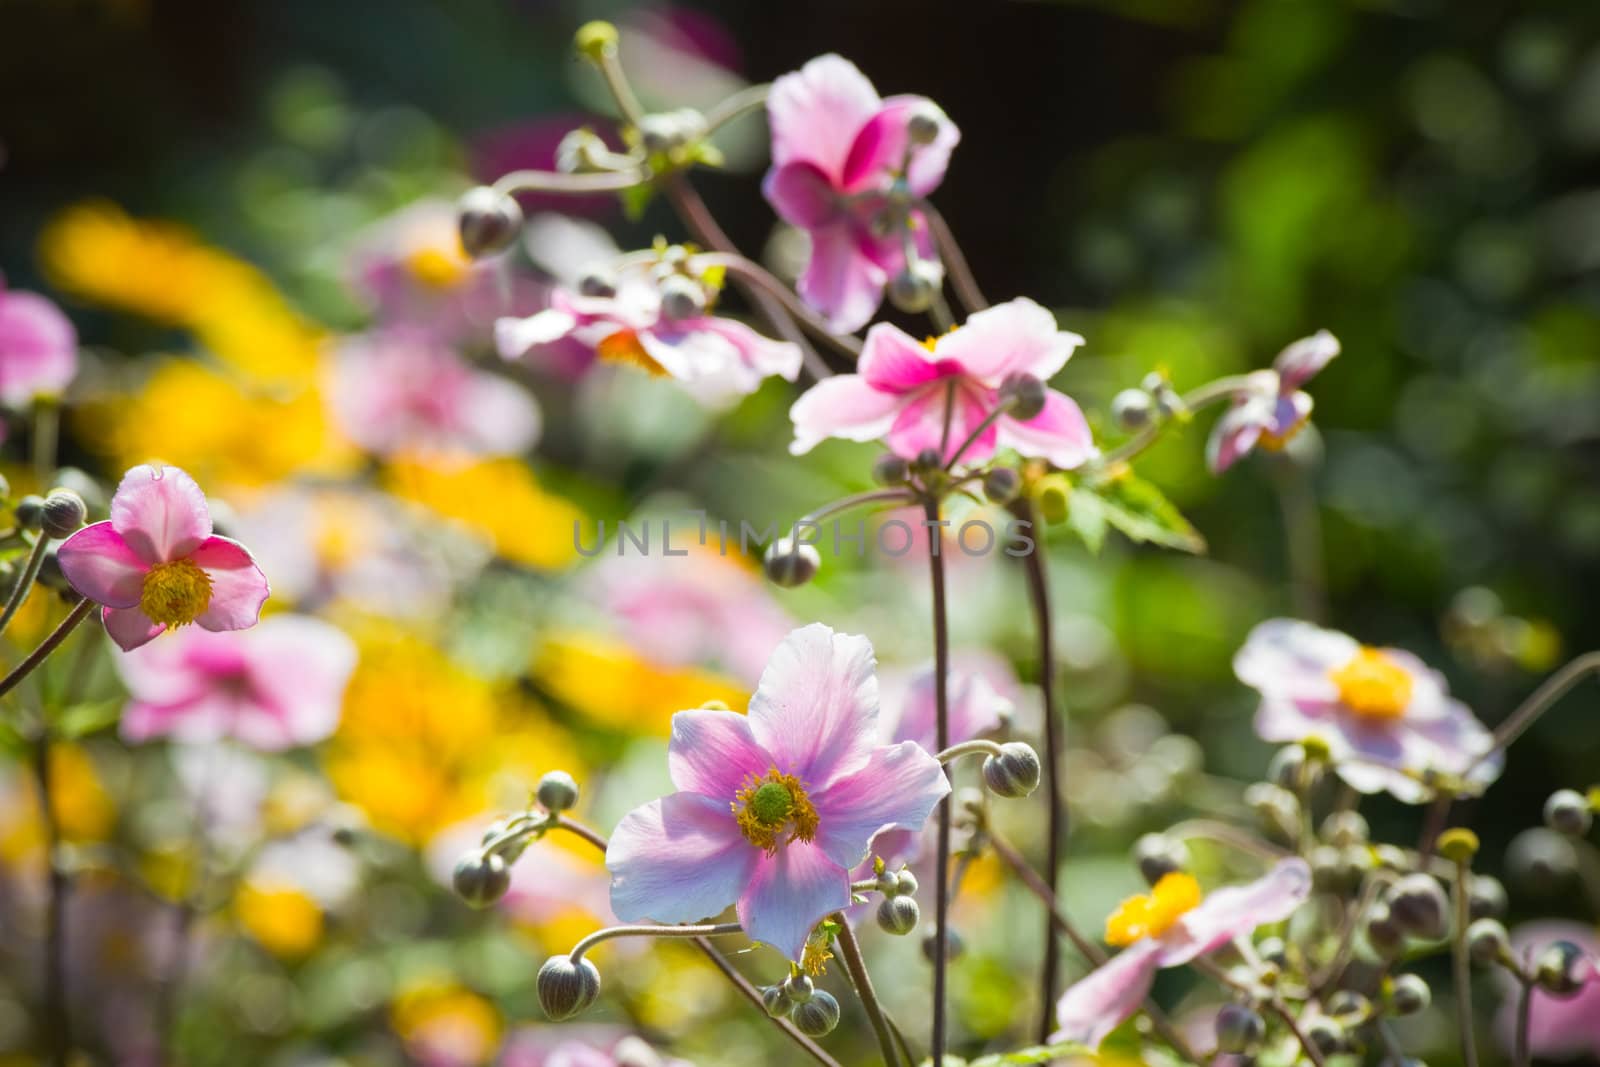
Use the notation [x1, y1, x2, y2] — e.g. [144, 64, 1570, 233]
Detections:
[1081, 473, 1206, 554]
[968, 1040, 1090, 1066]
[51, 700, 122, 740]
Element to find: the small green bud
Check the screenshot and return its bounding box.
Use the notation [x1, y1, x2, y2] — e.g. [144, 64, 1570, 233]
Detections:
[1110, 388, 1155, 431]
[763, 537, 819, 588]
[452, 851, 511, 908]
[537, 954, 601, 1020]
[790, 989, 840, 1037]
[1545, 789, 1593, 837]
[872, 454, 910, 486]
[537, 770, 580, 813]
[886, 260, 942, 314]
[1535, 941, 1588, 997]
[781, 973, 814, 1004]
[1387, 874, 1449, 941]
[457, 186, 523, 259]
[982, 467, 1021, 505]
[1133, 833, 1189, 886]
[40, 489, 86, 540]
[981, 742, 1041, 799]
[998, 373, 1047, 421]
[1388, 974, 1430, 1016]
[15, 494, 45, 531]
[761, 984, 792, 1018]
[1214, 1003, 1265, 1054]
[1467, 918, 1511, 967]
[877, 894, 920, 935]
[895, 869, 919, 897]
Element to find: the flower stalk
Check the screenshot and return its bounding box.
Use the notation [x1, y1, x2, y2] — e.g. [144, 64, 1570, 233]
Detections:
[923, 495, 953, 1066]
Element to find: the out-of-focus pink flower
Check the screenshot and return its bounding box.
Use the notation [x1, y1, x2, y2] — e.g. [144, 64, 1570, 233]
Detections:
[497, 263, 800, 407]
[57, 464, 271, 652]
[1052, 858, 1312, 1048]
[1235, 618, 1500, 803]
[605, 623, 949, 961]
[500, 1029, 694, 1067]
[1495, 922, 1600, 1061]
[326, 328, 540, 458]
[113, 614, 355, 750]
[1207, 331, 1339, 474]
[762, 55, 959, 332]
[0, 277, 77, 406]
[789, 298, 1094, 468]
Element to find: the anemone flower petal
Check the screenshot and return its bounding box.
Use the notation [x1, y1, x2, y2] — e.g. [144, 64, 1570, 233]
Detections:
[103, 606, 164, 652]
[190, 537, 270, 633]
[840, 95, 959, 197]
[1051, 938, 1164, 1048]
[1233, 618, 1355, 702]
[55, 522, 148, 609]
[811, 740, 949, 870]
[762, 161, 843, 230]
[667, 708, 776, 799]
[857, 322, 945, 394]
[607, 792, 755, 926]
[1273, 329, 1340, 392]
[788, 374, 903, 455]
[109, 464, 212, 564]
[240, 616, 358, 749]
[746, 624, 879, 788]
[934, 298, 1081, 384]
[766, 54, 881, 179]
[996, 389, 1096, 470]
[736, 839, 850, 962]
[797, 223, 888, 335]
[884, 381, 991, 464]
[1157, 858, 1312, 966]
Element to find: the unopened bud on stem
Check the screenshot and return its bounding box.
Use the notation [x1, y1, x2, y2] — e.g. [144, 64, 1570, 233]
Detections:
[537, 954, 601, 1020]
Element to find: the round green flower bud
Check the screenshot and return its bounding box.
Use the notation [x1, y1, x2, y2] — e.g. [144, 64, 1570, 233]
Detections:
[763, 538, 820, 588]
[906, 104, 945, 147]
[1387, 874, 1449, 941]
[537, 770, 580, 813]
[659, 275, 706, 321]
[872, 454, 910, 486]
[887, 260, 942, 314]
[1305, 1017, 1346, 1055]
[574, 20, 619, 60]
[982, 467, 1021, 505]
[1545, 789, 1593, 837]
[1388, 974, 1430, 1016]
[790, 989, 840, 1037]
[1365, 905, 1406, 959]
[1507, 827, 1578, 888]
[15, 494, 45, 532]
[1469, 875, 1508, 921]
[781, 973, 814, 1004]
[537, 954, 601, 1020]
[981, 742, 1042, 799]
[1468, 919, 1511, 967]
[1214, 1003, 1265, 1054]
[921, 925, 963, 962]
[1535, 941, 1589, 997]
[457, 186, 523, 259]
[578, 269, 617, 298]
[452, 851, 511, 908]
[1321, 810, 1369, 848]
[877, 894, 920, 935]
[40, 489, 87, 540]
[761, 984, 793, 1018]
[895, 869, 919, 897]
[1110, 388, 1155, 432]
[999, 373, 1047, 421]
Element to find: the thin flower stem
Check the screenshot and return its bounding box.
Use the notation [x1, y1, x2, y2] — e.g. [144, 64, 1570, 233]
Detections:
[1418, 791, 1453, 859]
[797, 489, 916, 530]
[0, 599, 94, 701]
[1271, 461, 1326, 623]
[1265, 1000, 1327, 1067]
[31, 729, 68, 1067]
[1087, 376, 1258, 476]
[0, 535, 52, 639]
[1514, 975, 1534, 1067]
[923, 496, 953, 1067]
[569, 921, 744, 963]
[32, 400, 58, 491]
[935, 738, 1006, 764]
[1471, 650, 1600, 770]
[698, 253, 861, 360]
[1165, 819, 1292, 862]
[594, 46, 646, 126]
[490, 168, 650, 196]
[1452, 856, 1480, 1067]
[919, 201, 987, 315]
[832, 913, 904, 1067]
[929, 291, 956, 333]
[943, 399, 1016, 472]
[702, 83, 770, 135]
[1310, 871, 1395, 992]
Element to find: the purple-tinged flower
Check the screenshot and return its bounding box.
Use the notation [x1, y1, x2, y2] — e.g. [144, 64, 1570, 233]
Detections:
[326, 328, 541, 458]
[1207, 330, 1339, 474]
[1052, 858, 1312, 1048]
[1495, 922, 1600, 1061]
[1235, 618, 1500, 803]
[762, 54, 959, 332]
[605, 623, 950, 961]
[113, 614, 355, 750]
[789, 298, 1094, 468]
[57, 464, 271, 652]
[500, 1028, 694, 1067]
[0, 277, 77, 407]
[497, 261, 801, 406]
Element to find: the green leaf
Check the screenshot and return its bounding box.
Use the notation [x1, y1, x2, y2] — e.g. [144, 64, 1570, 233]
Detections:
[969, 1041, 1090, 1066]
[619, 183, 655, 221]
[1074, 473, 1206, 555]
[51, 700, 122, 740]
[1064, 486, 1108, 554]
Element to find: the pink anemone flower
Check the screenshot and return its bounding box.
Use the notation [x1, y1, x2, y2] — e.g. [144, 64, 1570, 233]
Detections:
[1208, 330, 1340, 473]
[56, 464, 270, 652]
[1052, 858, 1312, 1048]
[0, 277, 77, 407]
[113, 614, 355, 750]
[605, 623, 950, 961]
[1235, 618, 1500, 803]
[1495, 922, 1600, 1061]
[763, 54, 959, 332]
[788, 297, 1095, 468]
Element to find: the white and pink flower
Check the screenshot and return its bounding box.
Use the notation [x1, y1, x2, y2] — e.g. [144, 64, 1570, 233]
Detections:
[1208, 331, 1339, 473]
[0, 278, 77, 407]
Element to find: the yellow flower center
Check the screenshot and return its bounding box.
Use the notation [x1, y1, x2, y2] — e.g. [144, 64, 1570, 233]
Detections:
[405, 246, 469, 289]
[596, 329, 668, 376]
[733, 769, 819, 855]
[1258, 417, 1310, 452]
[1105, 872, 1202, 947]
[1328, 646, 1413, 720]
[139, 559, 213, 628]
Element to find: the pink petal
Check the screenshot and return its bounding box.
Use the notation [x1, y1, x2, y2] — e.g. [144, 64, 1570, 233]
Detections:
[606, 792, 754, 925]
[1051, 938, 1163, 1048]
[887, 662, 1013, 752]
[858, 322, 946, 394]
[788, 373, 903, 455]
[1498, 923, 1600, 1060]
[1206, 397, 1273, 474]
[121, 692, 235, 745]
[0, 289, 77, 405]
[1273, 330, 1340, 392]
[109, 464, 212, 564]
[496, 309, 579, 359]
[736, 839, 850, 962]
[237, 615, 357, 749]
[797, 222, 888, 334]
[933, 298, 1081, 385]
[1157, 858, 1313, 966]
[103, 606, 164, 652]
[190, 537, 270, 633]
[1268, 391, 1313, 438]
[693, 317, 804, 383]
[460, 370, 542, 455]
[55, 522, 148, 608]
[840, 95, 959, 197]
[811, 741, 949, 870]
[747, 624, 880, 788]
[997, 389, 1097, 470]
[884, 380, 992, 465]
[1233, 619, 1354, 702]
[766, 54, 882, 181]
[667, 709, 777, 799]
[762, 162, 843, 230]
[112, 624, 221, 705]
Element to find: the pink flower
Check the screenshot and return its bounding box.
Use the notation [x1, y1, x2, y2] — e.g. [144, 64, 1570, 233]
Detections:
[1207, 331, 1339, 473]
[0, 278, 77, 406]
[1235, 619, 1500, 803]
[1495, 922, 1600, 1061]
[497, 264, 801, 407]
[500, 1030, 693, 1067]
[113, 614, 354, 749]
[326, 328, 541, 458]
[605, 623, 950, 961]
[789, 298, 1095, 468]
[57, 465, 271, 652]
[762, 55, 959, 332]
[1052, 858, 1312, 1048]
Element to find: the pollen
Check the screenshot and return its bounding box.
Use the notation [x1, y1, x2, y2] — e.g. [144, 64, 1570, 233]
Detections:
[1258, 417, 1309, 452]
[138, 558, 213, 628]
[1328, 646, 1413, 720]
[733, 769, 819, 855]
[596, 329, 668, 376]
[1104, 872, 1202, 947]
[405, 246, 469, 289]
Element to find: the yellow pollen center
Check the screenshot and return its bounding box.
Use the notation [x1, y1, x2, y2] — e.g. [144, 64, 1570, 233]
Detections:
[1105, 872, 1202, 947]
[733, 769, 819, 855]
[405, 246, 469, 289]
[1259, 417, 1310, 451]
[596, 329, 668, 376]
[139, 559, 213, 628]
[1328, 646, 1413, 720]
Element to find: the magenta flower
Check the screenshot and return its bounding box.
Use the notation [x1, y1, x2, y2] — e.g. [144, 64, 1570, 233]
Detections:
[763, 54, 959, 332]
[1052, 858, 1312, 1048]
[1208, 330, 1340, 473]
[112, 614, 354, 749]
[1495, 922, 1600, 1061]
[1235, 618, 1500, 803]
[56, 464, 271, 652]
[605, 623, 950, 961]
[497, 265, 801, 407]
[789, 298, 1095, 468]
[326, 328, 540, 458]
[0, 277, 77, 406]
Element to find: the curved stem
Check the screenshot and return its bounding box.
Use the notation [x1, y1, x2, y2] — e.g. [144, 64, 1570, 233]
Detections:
[1310, 871, 1395, 992]
[923, 497, 952, 1067]
[593, 46, 645, 125]
[919, 201, 987, 315]
[1452, 856, 1481, 1067]
[31, 730, 68, 1066]
[1087, 376, 1258, 476]
[0, 599, 93, 701]
[1165, 819, 1292, 862]
[795, 489, 915, 531]
[703, 84, 771, 135]
[1265, 1001, 1327, 1067]
[1471, 650, 1600, 770]
[944, 399, 1015, 472]
[697, 253, 861, 360]
[554, 814, 608, 853]
[0, 535, 51, 639]
[570, 921, 743, 964]
[491, 168, 649, 196]
[833, 913, 904, 1067]
[936, 738, 1006, 764]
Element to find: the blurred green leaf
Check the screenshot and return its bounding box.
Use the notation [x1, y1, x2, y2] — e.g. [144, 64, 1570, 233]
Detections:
[51, 700, 121, 740]
[1072, 474, 1206, 555]
[970, 1040, 1090, 1065]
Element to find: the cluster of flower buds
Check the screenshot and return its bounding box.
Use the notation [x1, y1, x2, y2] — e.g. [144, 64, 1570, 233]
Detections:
[872, 863, 921, 935]
[760, 972, 840, 1037]
[452, 769, 581, 909]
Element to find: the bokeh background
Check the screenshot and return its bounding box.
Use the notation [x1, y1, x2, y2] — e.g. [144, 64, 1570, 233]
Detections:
[2, 0, 1599, 1064]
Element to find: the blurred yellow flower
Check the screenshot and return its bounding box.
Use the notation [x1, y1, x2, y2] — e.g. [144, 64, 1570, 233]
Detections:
[235, 879, 323, 958]
[0, 743, 115, 865]
[391, 981, 502, 1067]
[383, 456, 585, 571]
[535, 632, 749, 737]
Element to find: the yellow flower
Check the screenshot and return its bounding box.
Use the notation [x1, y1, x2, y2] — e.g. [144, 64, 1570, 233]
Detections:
[1105, 872, 1203, 947]
[535, 631, 750, 736]
[391, 982, 502, 1067]
[382, 455, 585, 571]
[235, 879, 323, 958]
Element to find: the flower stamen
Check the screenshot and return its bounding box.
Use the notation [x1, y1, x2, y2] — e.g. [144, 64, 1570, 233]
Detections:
[1329, 646, 1413, 720]
[733, 769, 819, 855]
[596, 329, 668, 376]
[139, 558, 213, 628]
[1104, 872, 1202, 947]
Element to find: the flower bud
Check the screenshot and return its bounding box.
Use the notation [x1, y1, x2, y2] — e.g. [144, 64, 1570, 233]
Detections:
[981, 742, 1042, 799]
[638, 112, 687, 155]
[763, 537, 820, 588]
[1110, 388, 1155, 432]
[1365, 905, 1406, 959]
[1387, 874, 1449, 941]
[895, 869, 919, 897]
[578, 268, 617, 298]
[574, 20, 619, 60]
[761, 984, 793, 1018]
[1467, 918, 1511, 966]
[982, 467, 1021, 505]
[1468, 874, 1508, 921]
[906, 104, 946, 146]
[1214, 1003, 1265, 1054]
[922, 926, 963, 962]
[1268, 743, 1321, 792]
[872, 453, 910, 486]
[537, 954, 601, 1020]
[782, 973, 814, 1004]
[887, 260, 943, 313]
[1310, 845, 1357, 895]
[913, 447, 944, 472]
[1535, 941, 1589, 997]
[1257, 936, 1289, 969]
[452, 851, 511, 909]
[1545, 789, 1593, 837]
[659, 276, 706, 321]
[457, 186, 523, 259]
[1133, 833, 1189, 886]
[1035, 476, 1069, 524]
[537, 770, 580, 813]
[1327, 989, 1369, 1021]
[1245, 782, 1301, 842]
[999, 373, 1047, 421]
[1305, 1016, 1346, 1055]
[790, 989, 840, 1037]
[1388, 974, 1430, 1016]
[877, 894, 920, 935]
[39, 489, 86, 540]
[1507, 828, 1578, 888]
[14, 494, 45, 531]
[1321, 810, 1369, 848]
